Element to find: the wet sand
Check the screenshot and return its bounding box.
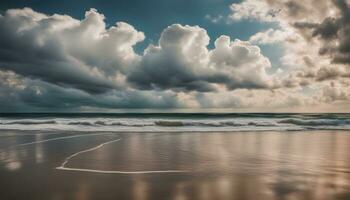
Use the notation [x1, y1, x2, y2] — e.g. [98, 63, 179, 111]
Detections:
[0, 130, 350, 200]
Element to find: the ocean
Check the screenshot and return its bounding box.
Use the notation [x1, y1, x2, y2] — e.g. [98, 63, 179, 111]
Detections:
[0, 113, 350, 200]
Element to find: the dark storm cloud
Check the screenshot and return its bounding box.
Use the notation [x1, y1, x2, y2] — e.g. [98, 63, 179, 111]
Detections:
[0, 70, 183, 112]
[313, 18, 340, 39]
[284, 1, 305, 17]
[128, 63, 221, 92]
[293, 22, 319, 29]
[294, 0, 350, 65]
[16, 83, 181, 110]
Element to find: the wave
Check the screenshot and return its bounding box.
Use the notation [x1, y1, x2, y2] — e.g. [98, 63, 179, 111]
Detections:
[153, 121, 278, 127]
[0, 119, 274, 128]
[65, 120, 247, 127]
[68, 121, 95, 126]
[2, 119, 349, 127]
[279, 119, 350, 126]
[0, 115, 349, 132]
[154, 121, 243, 127]
[68, 121, 153, 127]
[2, 120, 57, 125]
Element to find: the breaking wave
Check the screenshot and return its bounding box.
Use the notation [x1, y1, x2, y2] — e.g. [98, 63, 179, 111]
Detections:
[279, 119, 350, 126]
[0, 113, 349, 132]
[2, 120, 57, 125]
[154, 121, 246, 127]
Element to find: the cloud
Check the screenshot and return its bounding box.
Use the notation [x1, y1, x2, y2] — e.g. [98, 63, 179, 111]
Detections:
[0, 67, 347, 111]
[0, 8, 144, 93]
[0, 8, 279, 111]
[0, 8, 277, 95]
[249, 28, 291, 45]
[226, 0, 350, 111]
[310, 0, 350, 64]
[0, 69, 186, 112]
[232, 0, 350, 65]
[229, 0, 278, 22]
[320, 82, 350, 103]
[230, 0, 350, 84]
[209, 36, 273, 89]
[129, 24, 275, 92]
[0, 7, 348, 111]
[128, 24, 216, 92]
[230, 0, 336, 24]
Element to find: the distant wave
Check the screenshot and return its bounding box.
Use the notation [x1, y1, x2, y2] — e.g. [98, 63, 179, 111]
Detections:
[1, 119, 349, 127]
[0, 119, 269, 128]
[68, 121, 95, 126]
[154, 121, 246, 127]
[66, 120, 248, 127]
[69, 121, 153, 127]
[2, 120, 57, 125]
[279, 119, 350, 126]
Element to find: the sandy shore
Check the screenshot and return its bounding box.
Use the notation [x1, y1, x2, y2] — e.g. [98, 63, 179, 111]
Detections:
[0, 130, 350, 200]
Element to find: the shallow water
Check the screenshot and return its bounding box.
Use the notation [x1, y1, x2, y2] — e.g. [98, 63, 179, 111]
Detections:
[0, 130, 350, 200]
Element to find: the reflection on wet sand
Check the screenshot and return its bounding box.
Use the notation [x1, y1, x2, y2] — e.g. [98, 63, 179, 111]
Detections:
[0, 130, 350, 200]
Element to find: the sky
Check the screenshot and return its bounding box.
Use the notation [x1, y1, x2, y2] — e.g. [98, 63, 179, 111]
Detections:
[0, 0, 349, 112]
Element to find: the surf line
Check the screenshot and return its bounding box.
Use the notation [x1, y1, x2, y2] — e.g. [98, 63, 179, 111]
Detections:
[13, 133, 114, 147]
[55, 138, 188, 174]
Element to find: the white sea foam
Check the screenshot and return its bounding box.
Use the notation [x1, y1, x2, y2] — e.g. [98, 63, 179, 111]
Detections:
[57, 138, 122, 169]
[56, 167, 188, 174]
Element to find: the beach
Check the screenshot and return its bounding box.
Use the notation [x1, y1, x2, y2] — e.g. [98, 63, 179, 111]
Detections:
[0, 0, 349, 199]
[1, 128, 350, 200]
